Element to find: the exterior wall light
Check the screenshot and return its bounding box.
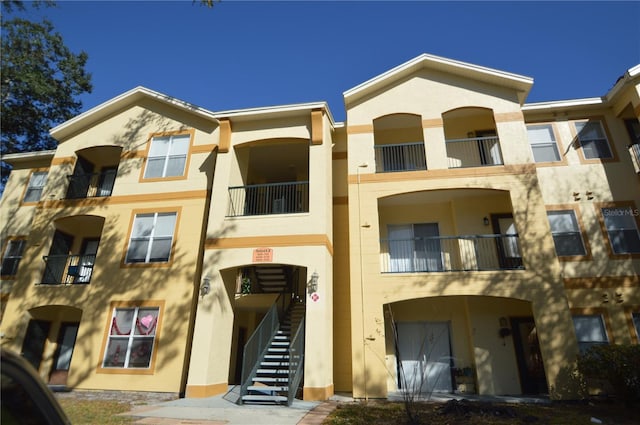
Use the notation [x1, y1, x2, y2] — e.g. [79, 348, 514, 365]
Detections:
[483, 216, 490, 226]
[200, 276, 211, 298]
[307, 271, 319, 294]
[499, 317, 511, 342]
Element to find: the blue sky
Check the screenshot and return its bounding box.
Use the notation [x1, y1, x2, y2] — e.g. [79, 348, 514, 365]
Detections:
[20, 1, 640, 123]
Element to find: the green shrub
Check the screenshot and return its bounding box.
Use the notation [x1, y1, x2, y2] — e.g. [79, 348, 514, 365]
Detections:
[576, 344, 640, 403]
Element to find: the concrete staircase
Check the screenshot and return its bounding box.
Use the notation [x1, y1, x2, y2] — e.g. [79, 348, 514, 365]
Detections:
[241, 301, 305, 404]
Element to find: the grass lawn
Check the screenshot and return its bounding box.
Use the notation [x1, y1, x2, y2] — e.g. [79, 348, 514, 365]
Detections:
[323, 398, 640, 425]
[57, 398, 135, 425]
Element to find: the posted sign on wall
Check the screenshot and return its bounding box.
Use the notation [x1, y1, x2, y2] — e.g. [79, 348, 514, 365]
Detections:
[252, 248, 273, 263]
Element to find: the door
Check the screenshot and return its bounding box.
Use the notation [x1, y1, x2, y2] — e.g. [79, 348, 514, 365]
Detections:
[43, 231, 74, 284]
[388, 225, 414, 272]
[76, 239, 99, 283]
[49, 322, 79, 386]
[414, 224, 442, 272]
[511, 317, 548, 394]
[66, 156, 94, 199]
[97, 167, 117, 197]
[21, 320, 51, 371]
[396, 322, 453, 394]
[491, 214, 522, 269]
[475, 130, 501, 165]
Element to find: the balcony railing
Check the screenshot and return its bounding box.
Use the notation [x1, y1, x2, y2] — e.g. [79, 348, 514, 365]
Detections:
[380, 234, 523, 273]
[375, 142, 427, 173]
[41, 254, 96, 284]
[629, 143, 640, 174]
[227, 181, 309, 217]
[66, 170, 116, 199]
[446, 136, 503, 168]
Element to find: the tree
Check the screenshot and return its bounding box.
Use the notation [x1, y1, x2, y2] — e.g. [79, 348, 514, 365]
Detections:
[1, 1, 92, 185]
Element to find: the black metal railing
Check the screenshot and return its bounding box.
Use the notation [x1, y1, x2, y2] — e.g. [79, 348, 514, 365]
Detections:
[446, 136, 503, 168]
[41, 254, 96, 284]
[240, 292, 287, 401]
[380, 234, 523, 273]
[227, 181, 309, 217]
[287, 315, 305, 406]
[66, 170, 116, 199]
[374, 142, 427, 173]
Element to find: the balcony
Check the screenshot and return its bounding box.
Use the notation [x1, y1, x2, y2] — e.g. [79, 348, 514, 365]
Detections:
[380, 234, 523, 273]
[65, 146, 121, 200]
[227, 181, 309, 217]
[66, 170, 117, 199]
[446, 136, 503, 168]
[375, 142, 427, 173]
[41, 254, 96, 284]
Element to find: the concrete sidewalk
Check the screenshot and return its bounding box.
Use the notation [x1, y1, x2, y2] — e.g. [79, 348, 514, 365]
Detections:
[124, 389, 339, 425]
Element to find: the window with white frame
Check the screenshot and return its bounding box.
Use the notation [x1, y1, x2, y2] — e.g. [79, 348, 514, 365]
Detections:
[572, 315, 608, 354]
[1, 239, 26, 277]
[102, 306, 159, 368]
[575, 120, 613, 159]
[601, 207, 640, 254]
[143, 134, 190, 178]
[547, 210, 586, 256]
[125, 212, 177, 263]
[527, 124, 561, 162]
[23, 171, 48, 202]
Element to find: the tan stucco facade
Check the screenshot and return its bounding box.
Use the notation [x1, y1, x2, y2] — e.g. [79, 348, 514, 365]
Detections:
[1, 55, 638, 401]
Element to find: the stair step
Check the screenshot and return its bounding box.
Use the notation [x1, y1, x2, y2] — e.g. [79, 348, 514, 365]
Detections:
[271, 341, 290, 347]
[256, 368, 289, 375]
[264, 354, 289, 361]
[247, 385, 288, 392]
[261, 362, 290, 368]
[242, 394, 287, 403]
[253, 376, 289, 383]
[268, 347, 288, 353]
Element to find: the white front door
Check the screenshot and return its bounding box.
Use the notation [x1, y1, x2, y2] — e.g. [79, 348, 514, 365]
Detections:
[396, 321, 453, 394]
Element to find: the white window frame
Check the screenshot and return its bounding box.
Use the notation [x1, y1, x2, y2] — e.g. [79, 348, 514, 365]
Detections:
[601, 207, 640, 254]
[143, 134, 190, 179]
[125, 212, 177, 264]
[102, 306, 159, 369]
[547, 210, 586, 256]
[527, 124, 561, 162]
[1, 239, 26, 277]
[23, 171, 48, 202]
[575, 120, 613, 159]
[572, 314, 608, 354]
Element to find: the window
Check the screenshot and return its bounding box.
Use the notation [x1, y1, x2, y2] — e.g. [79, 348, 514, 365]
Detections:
[125, 212, 177, 263]
[573, 315, 608, 354]
[601, 207, 640, 254]
[527, 124, 561, 162]
[23, 171, 47, 202]
[143, 134, 190, 178]
[102, 306, 159, 368]
[1, 239, 26, 277]
[575, 120, 613, 159]
[547, 211, 586, 256]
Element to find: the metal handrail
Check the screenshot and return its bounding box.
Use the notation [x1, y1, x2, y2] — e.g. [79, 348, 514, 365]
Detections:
[227, 181, 309, 217]
[374, 142, 427, 173]
[66, 170, 116, 199]
[41, 254, 96, 284]
[445, 136, 503, 168]
[380, 233, 523, 272]
[287, 315, 305, 406]
[239, 292, 284, 403]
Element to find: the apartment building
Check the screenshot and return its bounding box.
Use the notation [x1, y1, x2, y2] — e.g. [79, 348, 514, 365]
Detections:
[1, 54, 638, 402]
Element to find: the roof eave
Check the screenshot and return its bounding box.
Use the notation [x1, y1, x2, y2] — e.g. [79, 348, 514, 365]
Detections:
[50, 86, 218, 141]
[344, 53, 534, 106]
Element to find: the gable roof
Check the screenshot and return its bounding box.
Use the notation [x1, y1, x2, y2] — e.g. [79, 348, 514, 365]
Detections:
[343, 53, 534, 106]
[50, 86, 218, 141]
